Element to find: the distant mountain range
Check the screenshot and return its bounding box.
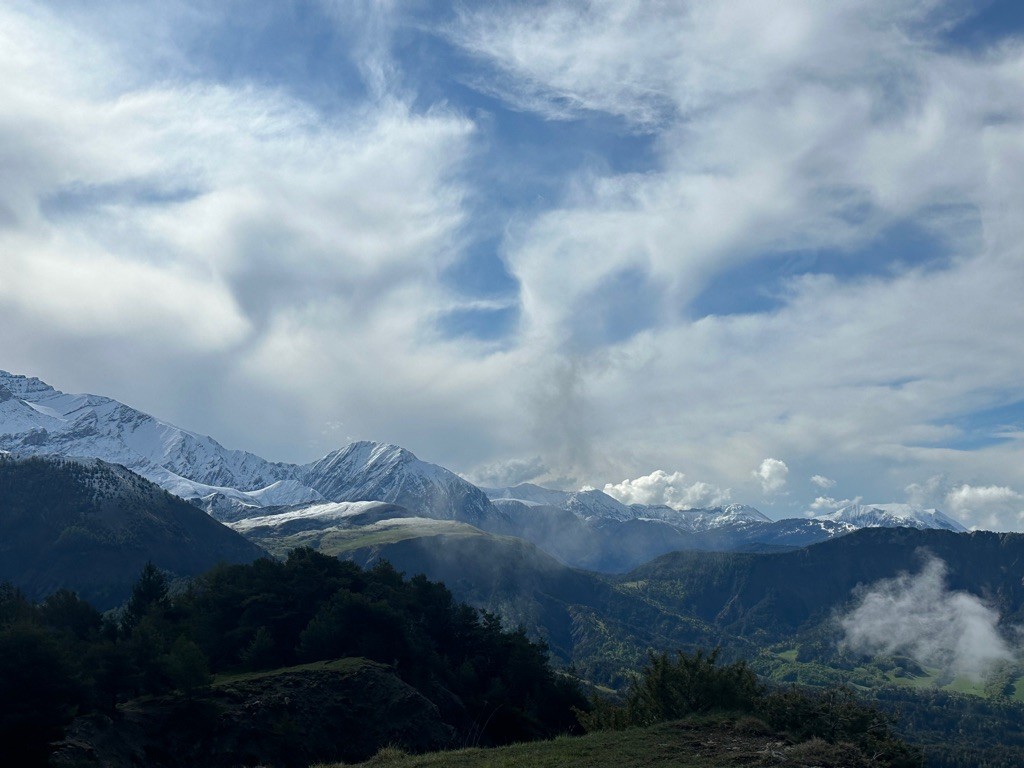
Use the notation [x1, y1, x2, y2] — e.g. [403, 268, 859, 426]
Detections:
[0, 370, 972, 573]
[816, 503, 966, 532]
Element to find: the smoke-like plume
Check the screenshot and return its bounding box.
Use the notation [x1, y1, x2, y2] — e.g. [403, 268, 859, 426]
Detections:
[839, 556, 1014, 680]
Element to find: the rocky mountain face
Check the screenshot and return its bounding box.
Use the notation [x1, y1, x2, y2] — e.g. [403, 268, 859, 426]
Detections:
[301, 442, 497, 527]
[0, 454, 265, 608]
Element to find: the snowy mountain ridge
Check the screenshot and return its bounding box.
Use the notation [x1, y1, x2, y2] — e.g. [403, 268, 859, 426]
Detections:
[631, 503, 772, 530]
[483, 483, 775, 532]
[0, 371, 294, 500]
[0, 370, 969, 538]
[814, 503, 967, 533]
[0, 372, 492, 524]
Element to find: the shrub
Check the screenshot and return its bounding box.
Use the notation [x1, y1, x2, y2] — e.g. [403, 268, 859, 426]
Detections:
[577, 649, 761, 730]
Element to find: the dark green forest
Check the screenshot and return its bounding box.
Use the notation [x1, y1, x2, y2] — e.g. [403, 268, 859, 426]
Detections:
[0, 550, 586, 766]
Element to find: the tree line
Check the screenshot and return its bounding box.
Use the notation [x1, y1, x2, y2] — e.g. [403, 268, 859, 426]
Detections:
[0, 548, 587, 765]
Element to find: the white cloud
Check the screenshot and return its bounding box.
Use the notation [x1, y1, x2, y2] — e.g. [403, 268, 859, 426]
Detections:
[840, 556, 1015, 681]
[905, 475, 948, 508]
[603, 470, 731, 509]
[753, 458, 789, 495]
[445, 0, 1024, 521]
[945, 484, 1024, 532]
[811, 474, 836, 489]
[4, 1, 1024, 523]
[807, 495, 862, 515]
[464, 456, 548, 489]
[0, 3, 502, 466]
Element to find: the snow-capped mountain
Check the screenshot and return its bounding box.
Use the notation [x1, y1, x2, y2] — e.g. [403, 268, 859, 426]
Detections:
[0, 369, 972, 568]
[301, 442, 495, 525]
[0, 371, 294, 501]
[814, 503, 967, 532]
[0, 371, 499, 525]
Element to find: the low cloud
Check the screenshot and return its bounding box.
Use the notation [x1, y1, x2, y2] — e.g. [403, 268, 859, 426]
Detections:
[604, 469, 731, 509]
[905, 475, 947, 508]
[839, 556, 1014, 681]
[811, 474, 836, 490]
[465, 456, 548, 489]
[753, 458, 788, 495]
[808, 495, 861, 513]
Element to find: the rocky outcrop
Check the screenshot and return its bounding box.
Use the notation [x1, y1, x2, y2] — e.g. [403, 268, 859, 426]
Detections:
[51, 659, 455, 768]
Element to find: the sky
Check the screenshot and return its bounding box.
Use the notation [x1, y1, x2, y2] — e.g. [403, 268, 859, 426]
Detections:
[2, 0, 1024, 529]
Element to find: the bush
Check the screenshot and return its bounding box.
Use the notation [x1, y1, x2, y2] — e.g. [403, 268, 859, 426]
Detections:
[578, 649, 922, 768]
[578, 649, 761, 730]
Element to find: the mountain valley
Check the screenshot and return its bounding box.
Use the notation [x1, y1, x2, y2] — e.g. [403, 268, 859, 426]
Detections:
[2, 370, 1023, 766]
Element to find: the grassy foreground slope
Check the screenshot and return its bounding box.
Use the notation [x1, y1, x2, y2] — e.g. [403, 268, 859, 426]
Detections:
[317, 716, 866, 768]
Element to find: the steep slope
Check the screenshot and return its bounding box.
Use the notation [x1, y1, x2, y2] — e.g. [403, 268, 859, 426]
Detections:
[0, 371, 296, 501]
[0, 455, 266, 608]
[302, 442, 499, 527]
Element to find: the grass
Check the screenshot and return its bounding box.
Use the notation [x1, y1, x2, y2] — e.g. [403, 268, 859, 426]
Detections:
[944, 676, 988, 696]
[212, 657, 378, 686]
[1012, 677, 1024, 702]
[255, 524, 483, 559]
[312, 716, 787, 768]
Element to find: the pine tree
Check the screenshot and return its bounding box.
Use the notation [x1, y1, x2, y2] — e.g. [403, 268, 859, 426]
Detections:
[121, 562, 169, 635]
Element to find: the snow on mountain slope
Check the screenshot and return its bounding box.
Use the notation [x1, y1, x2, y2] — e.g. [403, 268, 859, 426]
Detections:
[485, 483, 578, 508]
[0, 373, 498, 525]
[248, 480, 326, 507]
[303, 442, 496, 525]
[814, 503, 967, 532]
[633, 503, 772, 530]
[229, 500, 411, 534]
[485, 483, 771, 530]
[0, 371, 297, 501]
[484, 483, 635, 522]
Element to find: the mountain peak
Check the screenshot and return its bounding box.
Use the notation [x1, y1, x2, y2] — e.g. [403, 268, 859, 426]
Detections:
[0, 370, 59, 399]
[302, 441, 493, 523]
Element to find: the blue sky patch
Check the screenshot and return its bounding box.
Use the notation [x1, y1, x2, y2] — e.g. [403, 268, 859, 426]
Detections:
[935, 398, 1024, 450]
[938, 0, 1024, 51]
[436, 303, 520, 343]
[689, 217, 967, 318]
